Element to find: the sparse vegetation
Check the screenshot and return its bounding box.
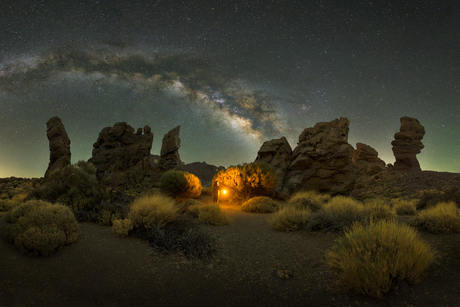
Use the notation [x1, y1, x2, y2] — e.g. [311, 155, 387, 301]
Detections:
[4, 200, 80, 256]
[410, 201, 460, 234]
[190, 203, 232, 225]
[392, 198, 417, 215]
[241, 196, 279, 213]
[288, 190, 330, 212]
[112, 219, 134, 237]
[160, 170, 202, 199]
[128, 193, 178, 229]
[326, 220, 435, 298]
[212, 162, 277, 201]
[269, 206, 310, 232]
[416, 188, 460, 209]
[363, 198, 396, 222]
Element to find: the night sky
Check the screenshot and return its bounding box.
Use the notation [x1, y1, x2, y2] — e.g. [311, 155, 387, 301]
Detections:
[1, 0, 459, 178]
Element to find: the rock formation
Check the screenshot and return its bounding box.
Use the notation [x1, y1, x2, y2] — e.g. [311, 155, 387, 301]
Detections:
[391, 116, 425, 171]
[89, 122, 153, 176]
[282, 117, 359, 195]
[182, 162, 225, 187]
[254, 136, 292, 191]
[353, 142, 386, 175]
[159, 126, 182, 168]
[45, 116, 71, 178]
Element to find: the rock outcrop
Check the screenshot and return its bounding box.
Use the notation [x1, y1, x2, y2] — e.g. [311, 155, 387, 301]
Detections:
[254, 137, 292, 191]
[159, 126, 182, 168]
[391, 116, 425, 171]
[45, 116, 71, 178]
[353, 142, 386, 175]
[282, 117, 359, 195]
[89, 122, 153, 175]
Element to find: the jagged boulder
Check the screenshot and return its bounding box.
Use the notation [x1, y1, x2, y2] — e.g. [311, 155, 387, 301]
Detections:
[158, 126, 182, 169]
[353, 142, 386, 175]
[45, 116, 71, 178]
[391, 116, 425, 171]
[283, 117, 359, 195]
[88, 122, 153, 176]
[254, 136, 292, 191]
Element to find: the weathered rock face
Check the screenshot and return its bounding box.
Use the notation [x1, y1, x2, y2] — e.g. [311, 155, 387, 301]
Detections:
[391, 116, 425, 171]
[159, 126, 182, 168]
[283, 117, 359, 195]
[254, 136, 292, 191]
[45, 116, 71, 178]
[89, 122, 153, 175]
[353, 142, 386, 175]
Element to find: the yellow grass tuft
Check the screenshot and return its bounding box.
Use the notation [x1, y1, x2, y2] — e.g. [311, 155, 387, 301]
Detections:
[192, 203, 232, 226]
[269, 206, 310, 232]
[392, 198, 417, 215]
[128, 193, 178, 229]
[363, 198, 396, 222]
[241, 196, 279, 213]
[326, 220, 435, 298]
[288, 190, 330, 212]
[410, 201, 460, 234]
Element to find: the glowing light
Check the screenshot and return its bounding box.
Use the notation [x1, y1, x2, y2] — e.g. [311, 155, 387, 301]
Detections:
[222, 189, 227, 195]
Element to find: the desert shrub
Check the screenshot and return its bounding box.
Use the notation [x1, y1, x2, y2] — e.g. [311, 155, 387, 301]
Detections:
[97, 209, 123, 226]
[4, 200, 80, 256]
[326, 220, 435, 298]
[416, 188, 460, 209]
[269, 207, 310, 232]
[363, 198, 396, 222]
[288, 190, 330, 212]
[392, 199, 417, 215]
[241, 196, 279, 213]
[128, 193, 178, 229]
[308, 196, 366, 233]
[189, 203, 232, 226]
[177, 198, 204, 214]
[29, 161, 108, 212]
[409, 201, 460, 234]
[0, 199, 21, 212]
[160, 170, 202, 199]
[212, 162, 277, 201]
[112, 219, 134, 237]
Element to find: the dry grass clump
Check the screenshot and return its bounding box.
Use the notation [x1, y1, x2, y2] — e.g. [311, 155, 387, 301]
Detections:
[4, 200, 80, 256]
[288, 190, 330, 212]
[0, 199, 21, 213]
[392, 198, 417, 215]
[128, 193, 178, 229]
[190, 203, 232, 226]
[409, 201, 460, 234]
[241, 196, 279, 213]
[308, 196, 367, 233]
[363, 198, 396, 222]
[177, 198, 204, 214]
[112, 219, 134, 237]
[269, 207, 310, 232]
[326, 220, 435, 298]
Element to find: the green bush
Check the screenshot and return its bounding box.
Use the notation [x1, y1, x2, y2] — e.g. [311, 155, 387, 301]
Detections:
[326, 220, 435, 298]
[308, 196, 367, 233]
[241, 196, 279, 213]
[160, 170, 202, 199]
[269, 206, 310, 232]
[288, 190, 330, 212]
[29, 161, 108, 212]
[4, 200, 80, 256]
[128, 193, 178, 229]
[409, 201, 460, 234]
[212, 162, 277, 201]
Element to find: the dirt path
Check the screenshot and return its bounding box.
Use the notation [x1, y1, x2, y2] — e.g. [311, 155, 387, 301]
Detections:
[1, 206, 460, 307]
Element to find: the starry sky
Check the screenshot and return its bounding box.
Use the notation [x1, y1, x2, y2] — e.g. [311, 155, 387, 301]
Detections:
[1, 0, 459, 178]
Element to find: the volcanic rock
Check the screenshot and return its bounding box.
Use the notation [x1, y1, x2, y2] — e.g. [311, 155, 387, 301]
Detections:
[182, 162, 225, 187]
[391, 116, 425, 171]
[353, 142, 386, 175]
[254, 136, 292, 191]
[159, 126, 182, 168]
[283, 117, 359, 195]
[45, 116, 71, 178]
[89, 122, 153, 175]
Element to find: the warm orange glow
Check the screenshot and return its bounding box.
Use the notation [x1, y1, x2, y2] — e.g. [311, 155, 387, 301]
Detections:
[222, 189, 227, 195]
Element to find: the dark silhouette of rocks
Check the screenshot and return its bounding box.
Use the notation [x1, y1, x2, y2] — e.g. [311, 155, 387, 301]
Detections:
[88, 122, 153, 176]
[159, 125, 182, 169]
[391, 116, 425, 171]
[353, 142, 386, 175]
[45, 116, 71, 178]
[182, 162, 225, 186]
[254, 136, 292, 191]
[283, 117, 359, 195]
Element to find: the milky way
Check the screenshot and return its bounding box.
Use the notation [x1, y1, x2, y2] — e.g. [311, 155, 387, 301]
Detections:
[1, 0, 460, 177]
